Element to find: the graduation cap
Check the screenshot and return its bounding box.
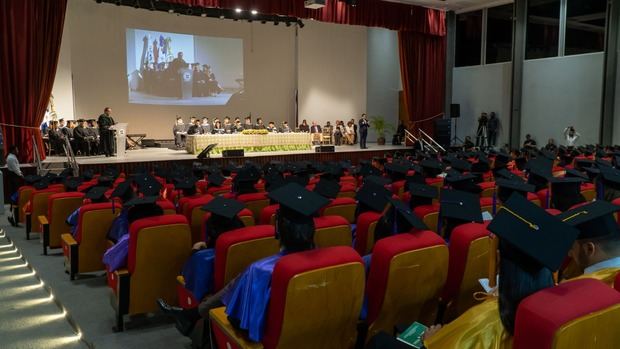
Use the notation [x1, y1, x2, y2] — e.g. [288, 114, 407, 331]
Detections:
[110, 180, 133, 201]
[494, 152, 511, 168]
[64, 178, 82, 192]
[488, 192, 579, 271]
[558, 200, 620, 239]
[448, 157, 472, 172]
[539, 149, 556, 161]
[527, 158, 553, 190]
[174, 177, 198, 191]
[264, 172, 286, 192]
[201, 197, 245, 219]
[97, 176, 113, 187]
[390, 198, 428, 231]
[583, 166, 601, 181]
[313, 178, 340, 199]
[44, 172, 62, 184]
[356, 182, 392, 213]
[496, 179, 535, 203]
[575, 159, 595, 170]
[103, 167, 120, 179]
[207, 172, 226, 187]
[471, 161, 490, 174]
[24, 175, 43, 185]
[85, 186, 107, 201]
[81, 169, 94, 181]
[514, 157, 527, 171]
[123, 195, 158, 208]
[420, 159, 443, 177]
[440, 189, 482, 223]
[408, 182, 438, 208]
[494, 168, 524, 182]
[58, 167, 74, 178]
[268, 183, 330, 221]
[33, 180, 49, 190]
[384, 163, 409, 181]
[445, 173, 481, 194]
[564, 168, 589, 181]
[138, 176, 162, 196]
[549, 177, 586, 212]
[364, 175, 392, 188]
[357, 164, 381, 177]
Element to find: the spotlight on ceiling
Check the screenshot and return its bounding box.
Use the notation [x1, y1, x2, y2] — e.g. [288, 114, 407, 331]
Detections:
[235, 8, 242, 13]
[251, 10, 258, 15]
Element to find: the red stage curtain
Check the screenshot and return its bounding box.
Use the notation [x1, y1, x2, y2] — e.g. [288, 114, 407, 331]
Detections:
[0, 0, 67, 163]
[398, 30, 446, 136]
[165, 0, 445, 35]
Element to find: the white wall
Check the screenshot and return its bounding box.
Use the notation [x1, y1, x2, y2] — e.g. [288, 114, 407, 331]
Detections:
[452, 62, 512, 147]
[51, 17, 74, 121]
[298, 21, 368, 129]
[366, 28, 401, 141]
[521, 53, 604, 146]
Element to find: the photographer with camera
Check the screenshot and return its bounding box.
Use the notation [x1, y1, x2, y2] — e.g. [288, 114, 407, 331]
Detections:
[563, 126, 580, 147]
[475, 112, 488, 148]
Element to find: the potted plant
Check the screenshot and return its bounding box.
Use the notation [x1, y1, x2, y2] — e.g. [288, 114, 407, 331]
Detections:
[369, 116, 394, 146]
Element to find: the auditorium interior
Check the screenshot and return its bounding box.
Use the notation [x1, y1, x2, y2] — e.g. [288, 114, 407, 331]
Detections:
[3, 0, 620, 348]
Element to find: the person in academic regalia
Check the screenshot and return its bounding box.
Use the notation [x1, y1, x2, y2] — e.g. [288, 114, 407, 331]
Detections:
[98, 107, 116, 157]
[558, 201, 620, 285]
[157, 183, 329, 340]
[105, 181, 134, 244]
[422, 193, 580, 349]
[66, 184, 111, 237]
[173, 117, 187, 148]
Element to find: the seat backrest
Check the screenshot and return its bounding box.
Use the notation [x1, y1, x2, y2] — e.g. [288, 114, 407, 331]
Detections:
[237, 192, 269, 221]
[313, 215, 352, 248]
[47, 192, 85, 248]
[214, 225, 280, 291]
[127, 215, 191, 314]
[441, 222, 491, 321]
[156, 199, 176, 215]
[354, 211, 382, 255]
[17, 186, 35, 223]
[322, 197, 357, 224]
[186, 195, 214, 243]
[207, 185, 232, 196]
[76, 202, 122, 272]
[259, 204, 279, 225]
[262, 246, 365, 349]
[414, 203, 440, 233]
[514, 278, 620, 349]
[366, 231, 449, 339]
[30, 188, 64, 232]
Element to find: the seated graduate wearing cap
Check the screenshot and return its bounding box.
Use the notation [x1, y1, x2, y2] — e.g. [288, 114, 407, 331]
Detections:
[558, 201, 620, 286]
[158, 183, 329, 340]
[102, 196, 164, 272]
[66, 185, 109, 237]
[423, 193, 579, 349]
[180, 197, 245, 301]
[439, 189, 483, 241]
[106, 181, 135, 243]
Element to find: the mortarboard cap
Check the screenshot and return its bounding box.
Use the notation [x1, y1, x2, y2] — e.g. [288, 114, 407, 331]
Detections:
[110, 181, 133, 200]
[201, 197, 245, 219]
[494, 168, 524, 182]
[448, 157, 472, 172]
[81, 169, 94, 181]
[356, 182, 392, 213]
[207, 172, 226, 187]
[138, 176, 162, 196]
[64, 178, 82, 192]
[488, 193, 579, 271]
[97, 176, 113, 187]
[268, 183, 329, 220]
[440, 189, 482, 222]
[408, 182, 439, 199]
[564, 168, 588, 181]
[390, 198, 428, 231]
[174, 177, 198, 190]
[549, 177, 586, 211]
[364, 175, 392, 188]
[558, 200, 620, 239]
[24, 175, 43, 185]
[34, 180, 49, 190]
[313, 178, 340, 199]
[496, 178, 535, 203]
[85, 186, 107, 201]
[123, 195, 158, 208]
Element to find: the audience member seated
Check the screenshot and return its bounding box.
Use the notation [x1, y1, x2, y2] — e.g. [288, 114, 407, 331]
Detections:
[299, 119, 309, 133]
[187, 119, 204, 135]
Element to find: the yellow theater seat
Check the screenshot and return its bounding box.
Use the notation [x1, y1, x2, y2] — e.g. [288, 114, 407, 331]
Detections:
[25, 187, 64, 240]
[313, 215, 353, 248]
[39, 192, 85, 255]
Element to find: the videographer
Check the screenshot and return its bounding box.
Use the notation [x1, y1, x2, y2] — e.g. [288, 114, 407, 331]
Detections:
[475, 112, 488, 147]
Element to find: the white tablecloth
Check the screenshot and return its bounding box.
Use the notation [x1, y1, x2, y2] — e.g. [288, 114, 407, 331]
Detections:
[186, 133, 313, 154]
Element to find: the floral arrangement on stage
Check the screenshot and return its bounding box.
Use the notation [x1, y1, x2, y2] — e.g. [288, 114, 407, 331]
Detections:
[241, 129, 269, 135]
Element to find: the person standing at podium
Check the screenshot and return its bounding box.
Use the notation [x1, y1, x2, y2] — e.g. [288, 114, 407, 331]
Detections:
[98, 107, 116, 157]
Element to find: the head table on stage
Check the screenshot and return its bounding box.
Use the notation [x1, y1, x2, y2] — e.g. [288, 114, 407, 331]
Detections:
[186, 132, 313, 154]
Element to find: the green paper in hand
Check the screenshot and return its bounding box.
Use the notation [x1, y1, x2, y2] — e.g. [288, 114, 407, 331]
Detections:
[397, 321, 428, 348]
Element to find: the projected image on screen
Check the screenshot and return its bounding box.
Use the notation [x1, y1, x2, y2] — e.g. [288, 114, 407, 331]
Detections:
[126, 28, 243, 106]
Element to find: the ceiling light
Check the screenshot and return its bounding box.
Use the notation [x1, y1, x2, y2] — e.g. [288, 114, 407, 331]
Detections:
[235, 8, 242, 13]
[251, 10, 258, 15]
[168, 8, 174, 14]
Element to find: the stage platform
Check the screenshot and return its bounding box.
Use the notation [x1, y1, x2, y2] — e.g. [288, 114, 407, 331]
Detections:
[41, 143, 409, 174]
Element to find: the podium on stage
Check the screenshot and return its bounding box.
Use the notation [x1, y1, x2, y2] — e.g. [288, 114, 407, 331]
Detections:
[179, 68, 193, 99]
[111, 123, 128, 158]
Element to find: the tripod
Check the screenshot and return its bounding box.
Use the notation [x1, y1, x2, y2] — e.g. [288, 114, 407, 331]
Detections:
[450, 117, 463, 146]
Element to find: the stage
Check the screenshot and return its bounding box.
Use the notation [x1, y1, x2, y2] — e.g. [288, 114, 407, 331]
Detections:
[40, 142, 409, 174]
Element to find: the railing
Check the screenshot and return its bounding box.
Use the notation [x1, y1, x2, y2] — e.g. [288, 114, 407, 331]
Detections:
[419, 129, 446, 153]
[63, 137, 79, 177]
[404, 128, 446, 153]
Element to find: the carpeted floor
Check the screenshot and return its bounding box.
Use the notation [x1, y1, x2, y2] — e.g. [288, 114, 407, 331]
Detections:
[0, 206, 192, 349]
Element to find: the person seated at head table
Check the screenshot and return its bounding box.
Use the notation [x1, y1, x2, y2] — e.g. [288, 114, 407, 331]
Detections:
[211, 120, 224, 134]
[244, 116, 253, 130]
[254, 117, 266, 130]
[266, 121, 277, 132]
[279, 121, 291, 133]
[187, 119, 204, 135]
[233, 119, 243, 133]
[223, 116, 233, 133]
[157, 183, 329, 340]
[299, 119, 309, 133]
[422, 194, 580, 349]
[173, 117, 187, 148]
[48, 120, 66, 155]
[201, 117, 211, 134]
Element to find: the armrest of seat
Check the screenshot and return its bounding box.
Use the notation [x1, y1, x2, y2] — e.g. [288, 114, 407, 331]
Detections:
[61, 234, 79, 279]
[177, 275, 186, 287]
[209, 307, 263, 349]
[61, 233, 77, 248]
[39, 215, 50, 254]
[114, 269, 131, 317]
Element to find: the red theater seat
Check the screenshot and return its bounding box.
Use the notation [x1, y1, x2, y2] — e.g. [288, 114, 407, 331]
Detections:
[61, 202, 121, 280]
[321, 197, 356, 223]
[479, 181, 495, 198]
[111, 215, 192, 331]
[183, 195, 215, 244]
[441, 222, 491, 321]
[354, 211, 382, 255]
[39, 192, 85, 255]
[24, 186, 65, 239]
[313, 215, 352, 248]
[413, 203, 440, 233]
[237, 192, 270, 222]
[156, 199, 176, 215]
[210, 246, 364, 349]
[259, 204, 279, 225]
[364, 231, 449, 341]
[513, 279, 620, 349]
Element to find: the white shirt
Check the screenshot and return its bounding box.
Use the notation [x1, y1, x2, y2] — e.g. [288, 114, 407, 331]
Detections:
[584, 256, 620, 274]
[7, 153, 23, 177]
[564, 128, 580, 146]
